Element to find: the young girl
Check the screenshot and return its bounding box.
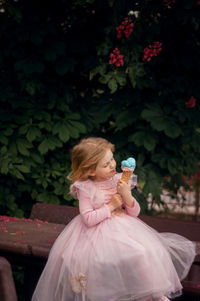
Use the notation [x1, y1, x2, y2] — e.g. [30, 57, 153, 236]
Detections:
[32, 137, 196, 301]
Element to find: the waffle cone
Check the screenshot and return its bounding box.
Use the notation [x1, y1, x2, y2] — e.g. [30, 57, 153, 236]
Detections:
[121, 170, 133, 184]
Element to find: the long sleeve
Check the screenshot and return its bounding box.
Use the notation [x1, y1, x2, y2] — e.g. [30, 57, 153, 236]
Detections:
[124, 197, 140, 217]
[77, 189, 111, 227]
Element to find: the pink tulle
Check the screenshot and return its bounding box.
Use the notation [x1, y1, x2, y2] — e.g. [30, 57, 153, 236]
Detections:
[32, 213, 196, 301]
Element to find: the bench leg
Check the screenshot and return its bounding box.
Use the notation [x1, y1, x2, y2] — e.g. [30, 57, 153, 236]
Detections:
[0, 257, 18, 301]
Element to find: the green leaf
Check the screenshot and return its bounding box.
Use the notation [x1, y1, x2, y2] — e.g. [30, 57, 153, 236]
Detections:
[137, 153, 145, 167]
[36, 111, 51, 121]
[17, 139, 31, 156]
[69, 121, 86, 133]
[38, 122, 52, 131]
[53, 122, 70, 142]
[141, 106, 163, 123]
[129, 131, 145, 145]
[164, 122, 182, 138]
[0, 146, 7, 155]
[54, 58, 76, 75]
[97, 42, 112, 56]
[17, 165, 30, 173]
[66, 112, 80, 120]
[115, 110, 135, 130]
[129, 131, 157, 151]
[0, 158, 9, 174]
[38, 139, 49, 154]
[89, 64, 107, 80]
[108, 78, 118, 94]
[142, 169, 162, 197]
[152, 154, 167, 169]
[142, 106, 182, 138]
[14, 59, 44, 74]
[167, 158, 178, 174]
[9, 142, 18, 156]
[0, 133, 8, 145]
[26, 127, 41, 142]
[59, 125, 70, 142]
[31, 153, 44, 164]
[38, 136, 62, 154]
[49, 136, 62, 148]
[11, 169, 25, 180]
[115, 75, 126, 87]
[128, 67, 137, 88]
[4, 128, 13, 136]
[99, 73, 112, 84]
[63, 120, 86, 139]
[25, 82, 36, 95]
[19, 124, 29, 135]
[65, 123, 79, 138]
[37, 192, 59, 204]
[37, 192, 48, 203]
[128, 64, 145, 88]
[144, 135, 156, 151]
[54, 182, 64, 195]
[48, 194, 59, 204]
[42, 180, 48, 189]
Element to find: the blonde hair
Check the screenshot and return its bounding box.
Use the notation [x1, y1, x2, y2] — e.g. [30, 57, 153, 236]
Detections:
[68, 137, 114, 183]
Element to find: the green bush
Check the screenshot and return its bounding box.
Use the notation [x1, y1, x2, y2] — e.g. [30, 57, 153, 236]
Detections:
[0, 0, 200, 217]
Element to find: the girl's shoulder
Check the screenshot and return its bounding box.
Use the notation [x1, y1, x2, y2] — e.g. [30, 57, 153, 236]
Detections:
[70, 179, 96, 199]
[70, 179, 105, 209]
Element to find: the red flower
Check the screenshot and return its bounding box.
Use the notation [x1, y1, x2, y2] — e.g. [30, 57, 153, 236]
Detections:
[196, 164, 200, 179]
[163, 0, 176, 8]
[185, 96, 196, 108]
[142, 41, 162, 62]
[109, 48, 124, 68]
[116, 17, 134, 39]
[197, 1, 200, 4]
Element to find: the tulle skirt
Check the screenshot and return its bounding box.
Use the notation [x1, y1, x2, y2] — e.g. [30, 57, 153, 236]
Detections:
[31, 214, 196, 301]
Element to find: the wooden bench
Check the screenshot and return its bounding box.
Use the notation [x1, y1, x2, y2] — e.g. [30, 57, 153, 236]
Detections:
[30, 202, 79, 224]
[0, 203, 199, 300]
[0, 215, 65, 300]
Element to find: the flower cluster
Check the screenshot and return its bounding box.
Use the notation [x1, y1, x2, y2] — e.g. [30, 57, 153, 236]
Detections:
[142, 41, 162, 62]
[185, 96, 196, 108]
[109, 48, 124, 68]
[128, 10, 140, 18]
[116, 17, 134, 39]
[163, 0, 176, 8]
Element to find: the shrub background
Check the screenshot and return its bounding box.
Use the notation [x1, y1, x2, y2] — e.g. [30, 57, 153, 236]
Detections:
[0, 0, 200, 217]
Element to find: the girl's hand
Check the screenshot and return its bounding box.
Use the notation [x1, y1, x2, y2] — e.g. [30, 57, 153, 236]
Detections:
[117, 180, 131, 198]
[108, 194, 123, 212]
[117, 180, 134, 208]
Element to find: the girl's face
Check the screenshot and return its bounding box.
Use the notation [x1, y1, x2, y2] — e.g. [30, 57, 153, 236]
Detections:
[91, 149, 116, 181]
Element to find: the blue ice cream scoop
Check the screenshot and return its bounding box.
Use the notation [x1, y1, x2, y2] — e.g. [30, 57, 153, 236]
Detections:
[121, 157, 136, 169]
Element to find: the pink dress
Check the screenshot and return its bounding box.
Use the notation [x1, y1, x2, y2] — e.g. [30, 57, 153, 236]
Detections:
[32, 174, 196, 301]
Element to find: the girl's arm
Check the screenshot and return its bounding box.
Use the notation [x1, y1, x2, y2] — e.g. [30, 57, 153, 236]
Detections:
[117, 180, 141, 217]
[124, 197, 140, 217]
[78, 189, 111, 227]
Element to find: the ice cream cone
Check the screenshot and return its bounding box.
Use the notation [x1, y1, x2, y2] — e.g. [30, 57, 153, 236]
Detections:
[121, 170, 133, 184]
[121, 157, 136, 183]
